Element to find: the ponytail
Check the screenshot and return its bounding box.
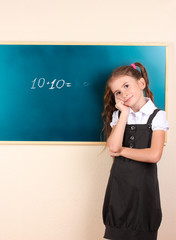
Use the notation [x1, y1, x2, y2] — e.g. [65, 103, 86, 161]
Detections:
[134, 62, 154, 102]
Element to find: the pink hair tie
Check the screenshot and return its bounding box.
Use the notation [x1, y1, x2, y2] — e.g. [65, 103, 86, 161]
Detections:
[131, 63, 137, 69]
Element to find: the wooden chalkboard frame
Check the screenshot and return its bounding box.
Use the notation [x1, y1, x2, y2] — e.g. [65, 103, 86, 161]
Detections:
[0, 42, 168, 145]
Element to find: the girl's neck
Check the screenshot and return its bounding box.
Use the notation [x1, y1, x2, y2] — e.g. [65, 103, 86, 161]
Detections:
[131, 96, 147, 113]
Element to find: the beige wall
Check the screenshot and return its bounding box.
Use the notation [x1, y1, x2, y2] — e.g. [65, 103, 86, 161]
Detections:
[0, 0, 175, 239]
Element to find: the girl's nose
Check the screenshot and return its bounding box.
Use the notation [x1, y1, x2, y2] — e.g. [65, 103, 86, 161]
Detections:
[122, 91, 128, 99]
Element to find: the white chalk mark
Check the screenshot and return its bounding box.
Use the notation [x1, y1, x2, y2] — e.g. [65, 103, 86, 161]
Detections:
[83, 82, 89, 87]
[38, 78, 45, 88]
[31, 78, 72, 90]
[66, 83, 71, 87]
[56, 79, 65, 89]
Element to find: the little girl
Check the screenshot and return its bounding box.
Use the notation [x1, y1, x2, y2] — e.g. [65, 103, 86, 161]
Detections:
[101, 62, 169, 240]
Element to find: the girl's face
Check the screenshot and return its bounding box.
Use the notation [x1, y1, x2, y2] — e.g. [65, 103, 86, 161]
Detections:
[109, 75, 146, 112]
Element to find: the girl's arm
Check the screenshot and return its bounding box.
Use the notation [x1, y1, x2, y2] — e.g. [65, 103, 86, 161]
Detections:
[107, 110, 129, 152]
[107, 99, 130, 152]
[110, 130, 165, 163]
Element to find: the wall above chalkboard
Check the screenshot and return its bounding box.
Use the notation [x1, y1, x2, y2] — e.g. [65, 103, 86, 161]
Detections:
[0, 42, 167, 144]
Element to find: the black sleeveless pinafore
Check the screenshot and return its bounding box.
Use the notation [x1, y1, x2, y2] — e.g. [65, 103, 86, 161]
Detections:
[102, 109, 162, 240]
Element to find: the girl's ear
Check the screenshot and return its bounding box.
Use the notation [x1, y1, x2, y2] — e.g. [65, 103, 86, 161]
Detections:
[138, 77, 146, 90]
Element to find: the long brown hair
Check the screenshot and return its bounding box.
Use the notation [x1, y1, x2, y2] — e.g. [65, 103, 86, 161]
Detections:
[100, 62, 154, 146]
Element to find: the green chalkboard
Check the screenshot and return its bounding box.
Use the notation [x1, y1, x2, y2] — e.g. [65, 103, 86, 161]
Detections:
[0, 43, 167, 143]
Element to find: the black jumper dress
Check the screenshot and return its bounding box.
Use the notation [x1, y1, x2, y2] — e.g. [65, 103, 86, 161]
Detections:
[102, 108, 162, 240]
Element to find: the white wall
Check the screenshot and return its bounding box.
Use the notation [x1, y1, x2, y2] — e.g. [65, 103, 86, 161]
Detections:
[0, 0, 175, 239]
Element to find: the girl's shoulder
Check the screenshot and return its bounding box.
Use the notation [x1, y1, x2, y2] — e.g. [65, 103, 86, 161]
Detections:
[154, 109, 167, 121]
[110, 110, 119, 128]
[112, 110, 119, 118]
[152, 109, 169, 131]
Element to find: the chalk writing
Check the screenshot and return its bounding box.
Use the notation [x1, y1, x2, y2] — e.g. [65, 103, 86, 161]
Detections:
[31, 78, 71, 90]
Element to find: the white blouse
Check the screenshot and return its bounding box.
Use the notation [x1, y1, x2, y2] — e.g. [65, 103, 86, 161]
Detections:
[110, 97, 169, 131]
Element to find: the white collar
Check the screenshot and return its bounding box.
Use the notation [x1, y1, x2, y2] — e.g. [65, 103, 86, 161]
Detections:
[129, 97, 156, 115]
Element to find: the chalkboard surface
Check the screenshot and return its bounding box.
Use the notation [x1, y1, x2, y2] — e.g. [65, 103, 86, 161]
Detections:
[0, 44, 167, 143]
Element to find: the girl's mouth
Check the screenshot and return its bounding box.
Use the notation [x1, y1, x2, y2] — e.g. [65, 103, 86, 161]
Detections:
[125, 96, 133, 103]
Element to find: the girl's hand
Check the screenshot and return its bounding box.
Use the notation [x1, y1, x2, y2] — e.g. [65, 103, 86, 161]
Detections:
[115, 97, 130, 113]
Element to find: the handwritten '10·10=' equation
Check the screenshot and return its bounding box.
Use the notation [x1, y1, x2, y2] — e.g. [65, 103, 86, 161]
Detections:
[31, 78, 71, 90]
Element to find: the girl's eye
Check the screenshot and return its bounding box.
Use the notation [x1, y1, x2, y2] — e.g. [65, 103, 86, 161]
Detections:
[124, 84, 129, 88]
[115, 91, 121, 96]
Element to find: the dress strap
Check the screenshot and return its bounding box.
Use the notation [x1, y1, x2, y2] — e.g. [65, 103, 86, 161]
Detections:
[147, 108, 160, 126]
[118, 110, 121, 118]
